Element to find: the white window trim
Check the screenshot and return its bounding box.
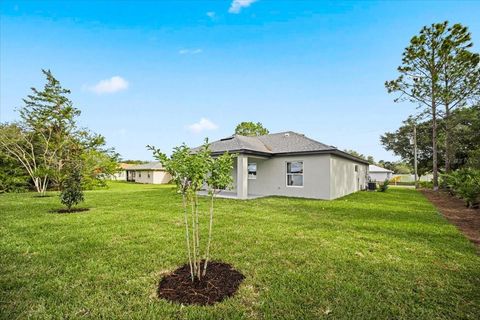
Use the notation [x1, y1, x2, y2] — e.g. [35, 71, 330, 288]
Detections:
[286, 160, 304, 188]
[248, 163, 257, 180]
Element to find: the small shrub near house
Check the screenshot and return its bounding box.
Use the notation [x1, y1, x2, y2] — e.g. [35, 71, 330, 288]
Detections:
[379, 179, 390, 192]
[442, 168, 480, 208]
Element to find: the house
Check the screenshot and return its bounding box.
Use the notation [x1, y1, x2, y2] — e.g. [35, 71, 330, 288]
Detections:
[125, 162, 172, 184]
[111, 163, 134, 181]
[195, 131, 369, 200]
[368, 164, 393, 182]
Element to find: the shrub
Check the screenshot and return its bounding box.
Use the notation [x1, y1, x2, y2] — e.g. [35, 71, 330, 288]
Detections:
[60, 164, 84, 211]
[442, 169, 480, 208]
[379, 179, 389, 192]
[419, 181, 433, 189]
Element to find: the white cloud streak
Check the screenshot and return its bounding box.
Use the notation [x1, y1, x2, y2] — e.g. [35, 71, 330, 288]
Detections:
[206, 11, 216, 19]
[187, 118, 218, 134]
[179, 48, 203, 55]
[228, 0, 257, 14]
[88, 76, 129, 94]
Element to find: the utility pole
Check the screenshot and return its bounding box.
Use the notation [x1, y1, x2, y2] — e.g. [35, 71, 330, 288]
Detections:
[413, 124, 418, 189]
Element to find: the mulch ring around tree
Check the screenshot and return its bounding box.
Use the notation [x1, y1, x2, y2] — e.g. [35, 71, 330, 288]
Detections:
[157, 260, 245, 306]
[421, 189, 480, 249]
[50, 208, 90, 214]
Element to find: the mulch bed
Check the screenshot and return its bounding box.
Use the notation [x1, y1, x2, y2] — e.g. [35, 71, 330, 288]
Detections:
[51, 208, 90, 214]
[421, 189, 480, 249]
[157, 260, 245, 306]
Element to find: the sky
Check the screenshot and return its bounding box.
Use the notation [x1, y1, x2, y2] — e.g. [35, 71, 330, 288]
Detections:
[1, 1, 479, 161]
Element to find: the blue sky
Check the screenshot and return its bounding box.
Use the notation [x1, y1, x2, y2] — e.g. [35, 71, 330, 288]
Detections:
[1, 1, 479, 161]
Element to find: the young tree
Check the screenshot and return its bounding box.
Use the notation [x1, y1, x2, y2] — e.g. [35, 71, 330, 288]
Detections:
[234, 122, 269, 136]
[386, 21, 462, 190]
[203, 152, 234, 276]
[148, 141, 234, 282]
[59, 145, 85, 212]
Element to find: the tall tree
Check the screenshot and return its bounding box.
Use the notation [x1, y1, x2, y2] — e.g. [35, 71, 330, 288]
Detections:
[386, 21, 460, 190]
[437, 24, 480, 172]
[234, 122, 269, 136]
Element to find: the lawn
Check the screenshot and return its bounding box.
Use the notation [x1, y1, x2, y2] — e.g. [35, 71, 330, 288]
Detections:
[1, 183, 479, 319]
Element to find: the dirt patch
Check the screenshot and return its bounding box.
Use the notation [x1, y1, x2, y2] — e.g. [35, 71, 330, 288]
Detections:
[157, 260, 245, 306]
[421, 189, 480, 248]
[51, 208, 90, 214]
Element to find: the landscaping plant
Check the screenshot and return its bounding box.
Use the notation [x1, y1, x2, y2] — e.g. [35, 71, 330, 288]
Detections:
[379, 179, 390, 192]
[442, 168, 480, 208]
[149, 140, 234, 281]
[59, 161, 85, 212]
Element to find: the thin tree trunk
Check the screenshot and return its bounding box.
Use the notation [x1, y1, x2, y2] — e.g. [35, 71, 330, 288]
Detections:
[444, 106, 451, 173]
[190, 200, 198, 278]
[194, 194, 201, 279]
[203, 191, 215, 276]
[432, 100, 439, 191]
[182, 194, 194, 281]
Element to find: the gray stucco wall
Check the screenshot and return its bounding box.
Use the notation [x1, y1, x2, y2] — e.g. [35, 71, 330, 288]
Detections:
[329, 155, 368, 199]
[247, 154, 331, 199]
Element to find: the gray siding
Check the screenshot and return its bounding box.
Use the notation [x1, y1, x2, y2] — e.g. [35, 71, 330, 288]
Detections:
[247, 155, 331, 199]
[329, 155, 368, 199]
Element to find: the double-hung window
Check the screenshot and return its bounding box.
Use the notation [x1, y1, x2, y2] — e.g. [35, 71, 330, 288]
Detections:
[286, 161, 303, 187]
[248, 163, 257, 179]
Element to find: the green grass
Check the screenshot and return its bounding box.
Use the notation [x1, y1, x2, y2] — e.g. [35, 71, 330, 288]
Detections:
[1, 183, 479, 319]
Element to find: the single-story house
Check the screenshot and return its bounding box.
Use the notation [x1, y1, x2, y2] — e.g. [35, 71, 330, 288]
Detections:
[368, 164, 393, 182]
[125, 162, 171, 184]
[111, 163, 134, 181]
[195, 131, 369, 200]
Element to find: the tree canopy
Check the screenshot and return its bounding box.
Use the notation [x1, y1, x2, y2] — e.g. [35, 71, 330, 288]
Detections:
[234, 122, 269, 136]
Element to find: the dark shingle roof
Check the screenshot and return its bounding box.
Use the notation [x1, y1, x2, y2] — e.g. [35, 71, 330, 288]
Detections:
[197, 131, 368, 164]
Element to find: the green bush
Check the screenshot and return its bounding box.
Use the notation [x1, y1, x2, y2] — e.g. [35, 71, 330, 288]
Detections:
[60, 164, 84, 211]
[442, 169, 480, 208]
[379, 179, 390, 192]
[419, 181, 433, 189]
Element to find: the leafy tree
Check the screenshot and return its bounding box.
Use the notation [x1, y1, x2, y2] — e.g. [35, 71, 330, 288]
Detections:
[385, 21, 476, 190]
[148, 140, 234, 281]
[381, 119, 440, 177]
[0, 152, 29, 193]
[0, 69, 119, 194]
[234, 122, 269, 136]
[0, 123, 52, 195]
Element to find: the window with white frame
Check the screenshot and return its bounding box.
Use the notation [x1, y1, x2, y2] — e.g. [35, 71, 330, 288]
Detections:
[248, 163, 257, 179]
[286, 161, 303, 187]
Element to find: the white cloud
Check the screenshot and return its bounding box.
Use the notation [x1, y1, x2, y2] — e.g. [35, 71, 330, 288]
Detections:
[89, 76, 129, 94]
[206, 11, 216, 19]
[228, 0, 257, 14]
[187, 118, 218, 134]
[179, 48, 203, 55]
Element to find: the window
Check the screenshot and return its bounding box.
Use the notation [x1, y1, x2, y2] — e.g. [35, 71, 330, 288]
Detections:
[139, 172, 142, 178]
[355, 165, 358, 172]
[147, 173, 150, 178]
[287, 161, 303, 187]
[248, 163, 257, 179]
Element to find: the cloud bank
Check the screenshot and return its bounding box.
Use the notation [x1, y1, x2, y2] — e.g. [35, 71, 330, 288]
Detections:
[89, 76, 129, 94]
[187, 118, 218, 133]
[229, 0, 257, 14]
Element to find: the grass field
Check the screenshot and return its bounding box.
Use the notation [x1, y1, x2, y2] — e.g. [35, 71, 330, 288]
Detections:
[1, 183, 479, 319]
